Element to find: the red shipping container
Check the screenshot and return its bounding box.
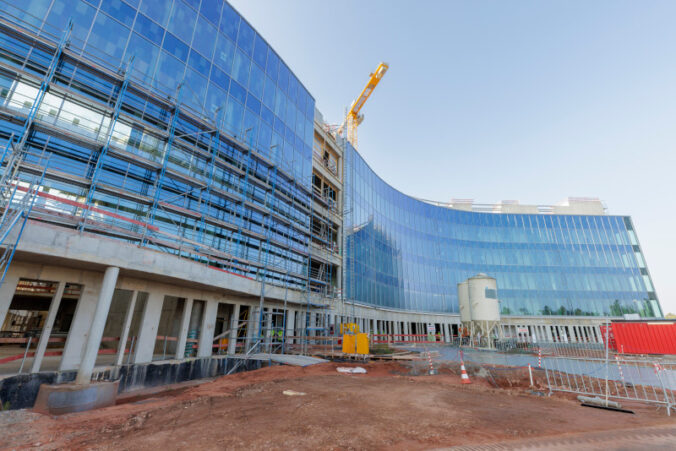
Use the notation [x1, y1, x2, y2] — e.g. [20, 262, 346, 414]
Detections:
[605, 320, 676, 355]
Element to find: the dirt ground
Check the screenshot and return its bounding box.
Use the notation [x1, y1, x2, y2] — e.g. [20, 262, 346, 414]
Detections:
[0, 361, 673, 450]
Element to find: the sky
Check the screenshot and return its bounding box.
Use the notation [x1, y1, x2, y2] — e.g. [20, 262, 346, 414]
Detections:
[229, 0, 676, 315]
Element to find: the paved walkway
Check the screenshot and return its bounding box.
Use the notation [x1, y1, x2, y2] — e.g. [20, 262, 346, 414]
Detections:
[442, 424, 676, 450]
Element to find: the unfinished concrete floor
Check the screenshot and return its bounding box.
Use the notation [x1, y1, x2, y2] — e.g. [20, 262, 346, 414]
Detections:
[0, 361, 673, 450]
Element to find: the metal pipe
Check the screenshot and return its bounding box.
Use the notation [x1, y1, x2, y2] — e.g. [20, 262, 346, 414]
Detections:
[18, 336, 31, 374]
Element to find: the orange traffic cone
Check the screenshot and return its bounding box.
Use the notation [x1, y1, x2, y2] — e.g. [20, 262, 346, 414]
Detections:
[460, 360, 471, 384]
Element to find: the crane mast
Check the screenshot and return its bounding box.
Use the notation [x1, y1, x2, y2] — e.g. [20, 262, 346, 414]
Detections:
[337, 62, 388, 149]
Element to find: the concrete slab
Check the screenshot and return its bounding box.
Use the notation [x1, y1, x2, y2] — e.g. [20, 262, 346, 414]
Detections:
[245, 353, 328, 367]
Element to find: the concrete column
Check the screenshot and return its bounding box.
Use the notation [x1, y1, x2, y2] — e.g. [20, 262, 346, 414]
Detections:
[264, 308, 273, 350]
[245, 306, 258, 350]
[175, 298, 194, 360]
[444, 323, 451, 343]
[133, 291, 164, 364]
[75, 266, 119, 385]
[227, 303, 241, 354]
[198, 300, 217, 357]
[285, 309, 295, 345]
[0, 272, 19, 330]
[115, 290, 139, 366]
[30, 281, 66, 373]
[310, 312, 317, 337]
[60, 284, 100, 371]
[545, 325, 553, 342]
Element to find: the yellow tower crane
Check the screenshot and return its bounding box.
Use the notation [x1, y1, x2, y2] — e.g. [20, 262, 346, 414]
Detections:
[337, 62, 388, 149]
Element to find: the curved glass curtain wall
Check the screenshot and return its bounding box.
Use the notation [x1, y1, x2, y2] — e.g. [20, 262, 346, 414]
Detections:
[0, 0, 315, 289]
[344, 144, 661, 318]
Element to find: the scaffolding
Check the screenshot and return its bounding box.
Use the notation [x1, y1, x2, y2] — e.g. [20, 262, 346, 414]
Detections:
[0, 12, 333, 357]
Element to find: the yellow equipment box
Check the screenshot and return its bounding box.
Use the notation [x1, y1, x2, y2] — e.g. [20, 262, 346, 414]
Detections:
[356, 333, 369, 355]
[342, 334, 356, 354]
[340, 323, 360, 334]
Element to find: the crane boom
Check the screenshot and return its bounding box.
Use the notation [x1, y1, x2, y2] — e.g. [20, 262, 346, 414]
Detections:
[338, 62, 388, 149]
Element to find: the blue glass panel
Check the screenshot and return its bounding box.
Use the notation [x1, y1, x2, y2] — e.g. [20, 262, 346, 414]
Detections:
[183, 0, 200, 10]
[224, 94, 243, 137]
[162, 32, 189, 62]
[17, 0, 51, 29]
[265, 48, 279, 81]
[248, 63, 264, 99]
[188, 49, 210, 76]
[126, 33, 160, 82]
[237, 20, 254, 55]
[228, 80, 246, 104]
[213, 33, 235, 73]
[260, 105, 274, 126]
[278, 62, 289, 94]
[167, 0, 197, 44]
[184, 68, 207, 111]
[155, 50, 185, 92]
[46, 0, 96, 45]
[133, 12, 164, 45]
[191, 15, 216, 59]
[139, 0, 172, 27]
[252, 34, 267, 69]
[205, 81, 227, 116]
[219, 2, 239, 41]
[100, 0, 136, 26]
[232, 48, 250, 87]
[210, 66, 230, 91]
[86, 11, 131, 63]
[200, 0, 222, 25]
[246, 94, 261, 116]
[243, 109, 259, 146]
[258, 122, 272, 149]
[262, 76, 276, 109]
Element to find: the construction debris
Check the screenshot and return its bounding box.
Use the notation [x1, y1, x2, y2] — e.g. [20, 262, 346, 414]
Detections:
[336, 367, 367, 374]
[282, 390, 306, 396]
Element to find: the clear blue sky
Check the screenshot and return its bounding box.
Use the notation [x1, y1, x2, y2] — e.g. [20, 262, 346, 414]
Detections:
[230, 0, 676, 315]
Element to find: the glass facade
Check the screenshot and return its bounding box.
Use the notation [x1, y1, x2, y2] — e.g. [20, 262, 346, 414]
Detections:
[0, 1, 663, 320]
[0, 0, 315, 289]
[344, 144, 661, 318]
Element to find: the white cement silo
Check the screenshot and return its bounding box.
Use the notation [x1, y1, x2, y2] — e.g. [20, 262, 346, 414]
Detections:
[467, 273, 500, 323]
[458, 273, 501, 348]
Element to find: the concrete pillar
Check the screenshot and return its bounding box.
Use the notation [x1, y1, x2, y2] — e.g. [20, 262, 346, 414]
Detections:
[285, 309, 295, 344]
[227, 303, 241, 354]
[198, 300, 217, 357]
[59, 284, 100, 371]
[264, 308, 273, 350]
[75, 266, 119, 385]
[133, 291, 164, 364]
[444, 323, 451, 343]
[115, 290, 139, 366]
[0, 272, 19, 330]
[545, 325, 553, 342]
[175, 298, 194, 360]
[30, 281, 66, 373]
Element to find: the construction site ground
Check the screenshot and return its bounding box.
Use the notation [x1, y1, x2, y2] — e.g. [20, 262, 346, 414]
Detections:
[1, 360, 674, 450]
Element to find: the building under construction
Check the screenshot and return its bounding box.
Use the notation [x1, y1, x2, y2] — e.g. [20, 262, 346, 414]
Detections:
[0, 0, 663, 396]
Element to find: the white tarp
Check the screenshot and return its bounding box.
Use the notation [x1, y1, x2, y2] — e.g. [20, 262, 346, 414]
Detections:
[336, 367, 367, 374]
